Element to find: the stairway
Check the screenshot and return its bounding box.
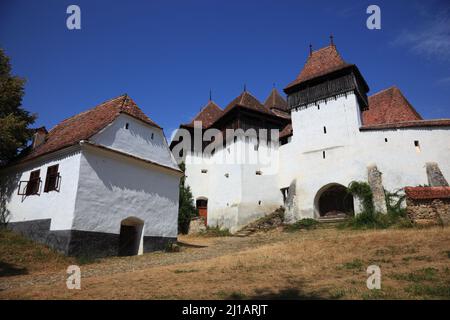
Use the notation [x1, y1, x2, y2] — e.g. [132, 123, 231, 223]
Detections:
[234, 208, 285, 237]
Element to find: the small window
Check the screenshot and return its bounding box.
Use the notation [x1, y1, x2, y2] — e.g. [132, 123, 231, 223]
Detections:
[385, 138, 388, 142]
[201, 169, 208, 174]
[414, 140, 421, 152]
[44, 165, 60, 192]
[323, 151, 326, 159]
[323, 126, 327, 134]
[151, 133, 154, 139]
[125, 123, 129, 129]
[234, 136, 238, 143]
[255, 170, 262, 175]
[317, 105, 320, 110]
[25, 170, 41, 195]
[258, 201, 262, 205]
[224, 173, 229, 178]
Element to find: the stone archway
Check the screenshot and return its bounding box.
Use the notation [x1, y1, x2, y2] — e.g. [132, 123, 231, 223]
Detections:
[314, 183, 354, 218]
[118, 217, 144, 256]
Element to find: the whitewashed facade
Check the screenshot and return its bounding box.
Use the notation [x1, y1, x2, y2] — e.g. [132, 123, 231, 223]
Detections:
[175, 45, 450, 233]
[0, 96, 182, 257]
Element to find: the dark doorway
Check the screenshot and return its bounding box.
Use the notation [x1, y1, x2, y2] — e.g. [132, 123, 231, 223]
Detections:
[317, 184, 354, 217]
[118, 217, 143, 256]
[196, 198, 208, 224]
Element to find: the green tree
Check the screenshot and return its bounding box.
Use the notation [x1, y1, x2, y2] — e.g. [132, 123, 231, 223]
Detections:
[0, 48, 36, 165]
[178, 162, 197, 234]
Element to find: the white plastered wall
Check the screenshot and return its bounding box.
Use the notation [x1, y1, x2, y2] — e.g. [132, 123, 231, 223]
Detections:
[72, 146, 180, 238]
[1, 148, 82, 230]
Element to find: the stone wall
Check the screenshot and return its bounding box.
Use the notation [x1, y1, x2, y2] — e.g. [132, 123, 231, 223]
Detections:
[406, 197, 450, 226]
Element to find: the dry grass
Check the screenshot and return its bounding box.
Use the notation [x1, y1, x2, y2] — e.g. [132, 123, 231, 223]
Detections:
[1, 226, 450, 299]
[0, 229, 74, 276]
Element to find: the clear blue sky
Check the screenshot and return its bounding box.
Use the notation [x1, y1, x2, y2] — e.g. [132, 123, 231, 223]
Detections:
[1, 0, 449, 139]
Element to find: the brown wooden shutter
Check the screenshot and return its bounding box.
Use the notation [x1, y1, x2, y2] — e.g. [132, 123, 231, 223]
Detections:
[44, 164, 59, 192]
[26, 170, 40, 195]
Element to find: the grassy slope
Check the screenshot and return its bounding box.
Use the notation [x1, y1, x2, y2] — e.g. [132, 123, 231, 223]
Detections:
[0, 229, 74, 277]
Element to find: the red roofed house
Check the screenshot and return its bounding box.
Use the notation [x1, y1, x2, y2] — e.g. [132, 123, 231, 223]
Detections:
[0, 95, 182, 257]
[172, 41, 450, 232]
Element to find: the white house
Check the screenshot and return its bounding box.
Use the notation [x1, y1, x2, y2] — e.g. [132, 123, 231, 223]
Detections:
[172, 42, 450, 233]
[0, 94, 182, 257]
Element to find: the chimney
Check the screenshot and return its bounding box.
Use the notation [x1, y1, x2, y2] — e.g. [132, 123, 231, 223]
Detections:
[32, 127, 47, 149]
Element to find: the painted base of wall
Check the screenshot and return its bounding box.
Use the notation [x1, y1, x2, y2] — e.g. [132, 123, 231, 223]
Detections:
[8, 219, 176, 258]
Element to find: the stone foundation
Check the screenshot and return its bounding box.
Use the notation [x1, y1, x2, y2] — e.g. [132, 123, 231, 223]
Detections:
[406, 198, 450, 226]
[188, 217, 207, 234]
[8, 218, 175, 257]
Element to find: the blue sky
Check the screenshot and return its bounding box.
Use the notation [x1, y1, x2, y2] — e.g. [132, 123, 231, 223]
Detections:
[1, 0, 449, 139]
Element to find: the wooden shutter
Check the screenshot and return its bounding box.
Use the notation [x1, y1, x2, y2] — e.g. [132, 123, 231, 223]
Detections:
[26, 170, 40, 195]
[44, 164, 59, 192]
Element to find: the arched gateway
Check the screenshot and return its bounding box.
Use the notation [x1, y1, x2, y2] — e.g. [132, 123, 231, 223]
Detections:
[314, 183, 354, 218]
[118, 217, 144, 256]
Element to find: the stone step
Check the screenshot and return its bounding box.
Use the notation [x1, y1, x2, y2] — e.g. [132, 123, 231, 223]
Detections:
[318, 217, 348, 223]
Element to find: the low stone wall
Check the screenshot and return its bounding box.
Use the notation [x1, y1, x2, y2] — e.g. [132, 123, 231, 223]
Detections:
[405, 187, 450, 226]
[188, 217, 206, 234]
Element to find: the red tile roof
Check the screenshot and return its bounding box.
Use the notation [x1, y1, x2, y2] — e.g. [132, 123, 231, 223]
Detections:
[183, 101, 223, 128]
[285, 45, 352, 90]
[360, 119, 450, 130]
[19, 94, 160, 162]
[264, 88, 288, 111]
[223, 91, 270, 114]
[405, 186, 450, 200]
[362, 86, 422, 125]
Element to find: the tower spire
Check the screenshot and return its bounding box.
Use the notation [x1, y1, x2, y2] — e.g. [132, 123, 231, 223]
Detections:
[309, 44, 313, 56]
[209, 89, 212, 101]
[330, 34, 334, 46]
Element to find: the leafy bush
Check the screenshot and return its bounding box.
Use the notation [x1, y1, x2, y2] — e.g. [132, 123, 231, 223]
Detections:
[199, 226, 231, 237]
[285, 218, 319, 231]
[178, 162, 197, 234]
[165, 241, 181, 252]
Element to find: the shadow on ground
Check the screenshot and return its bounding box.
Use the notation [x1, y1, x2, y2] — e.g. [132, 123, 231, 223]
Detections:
[0, 261, 28, 277]
[177, 241, 208, 248]
[226, 280, 327, 300]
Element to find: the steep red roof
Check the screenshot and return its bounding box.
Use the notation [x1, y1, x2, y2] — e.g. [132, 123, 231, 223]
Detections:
[285, 45, 352, 90]
[19, 94, 160, 162]
[362, 86, 422, 126]
[264, 88, 288, 111]
[405, 187, 450, 200]
[223, 91, 269, 114]
[184, 101, 223, 128]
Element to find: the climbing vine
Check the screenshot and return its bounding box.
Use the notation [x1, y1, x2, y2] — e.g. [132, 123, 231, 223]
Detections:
[347, 181, 374, 213]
